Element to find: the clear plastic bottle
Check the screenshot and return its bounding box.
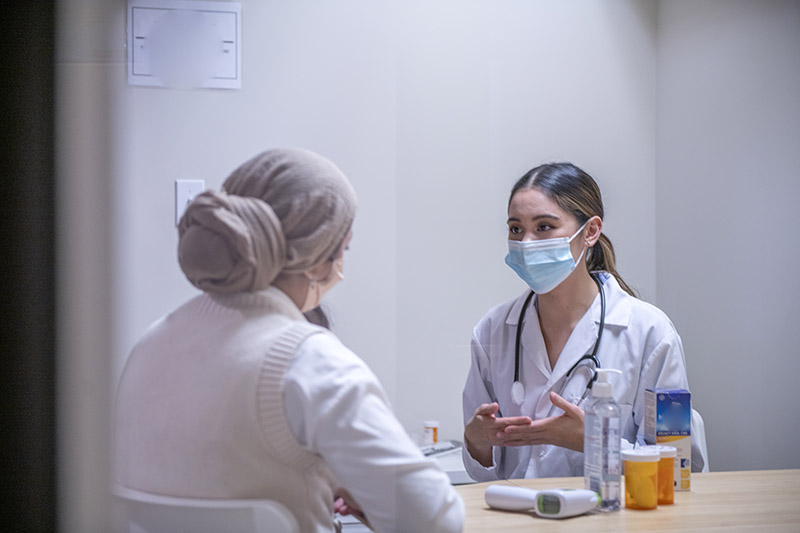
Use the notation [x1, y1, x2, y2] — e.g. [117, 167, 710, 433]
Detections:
[583, 368, 622, 512]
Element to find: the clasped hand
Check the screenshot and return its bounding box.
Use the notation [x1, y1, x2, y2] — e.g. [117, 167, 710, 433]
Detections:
[334, 487, 368, 525]
[465, 392, 585, 466]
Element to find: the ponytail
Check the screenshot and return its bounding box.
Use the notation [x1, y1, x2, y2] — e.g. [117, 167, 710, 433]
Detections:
[586, 233, 637, 297]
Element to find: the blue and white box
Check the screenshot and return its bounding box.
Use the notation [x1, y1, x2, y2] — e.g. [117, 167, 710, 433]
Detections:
[644, 388, 692, 491]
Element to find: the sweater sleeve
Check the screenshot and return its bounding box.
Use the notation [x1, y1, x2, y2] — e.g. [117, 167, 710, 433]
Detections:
[283, 333, 464, 533]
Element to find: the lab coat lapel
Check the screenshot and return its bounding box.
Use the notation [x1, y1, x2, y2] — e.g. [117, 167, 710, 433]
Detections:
[545, 295, 602, 393]
[520, 296, 553, 379]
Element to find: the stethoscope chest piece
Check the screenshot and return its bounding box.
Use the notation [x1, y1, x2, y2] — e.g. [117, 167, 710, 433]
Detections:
[511, 380, 525, 406]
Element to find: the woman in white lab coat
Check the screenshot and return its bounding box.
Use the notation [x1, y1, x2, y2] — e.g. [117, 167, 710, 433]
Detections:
[462, 162, 703, 481]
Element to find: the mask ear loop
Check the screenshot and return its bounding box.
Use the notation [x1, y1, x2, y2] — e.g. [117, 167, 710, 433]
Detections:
[568, 220, 590, 243]
[566, 220, 591, 268]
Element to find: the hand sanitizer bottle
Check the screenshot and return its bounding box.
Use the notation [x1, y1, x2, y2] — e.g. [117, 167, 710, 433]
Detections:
[583, 368, 622, 511]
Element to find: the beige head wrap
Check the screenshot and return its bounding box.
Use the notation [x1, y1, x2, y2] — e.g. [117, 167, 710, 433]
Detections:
[178, 148, 357, 293]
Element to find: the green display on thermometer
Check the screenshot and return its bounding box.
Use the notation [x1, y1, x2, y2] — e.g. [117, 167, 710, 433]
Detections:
[536, 488, 600, 518]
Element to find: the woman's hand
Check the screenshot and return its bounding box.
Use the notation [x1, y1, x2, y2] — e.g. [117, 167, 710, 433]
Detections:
[334, 488, 368, 525]
[498, 392, 585, 452]
[464, 403, 532, 467]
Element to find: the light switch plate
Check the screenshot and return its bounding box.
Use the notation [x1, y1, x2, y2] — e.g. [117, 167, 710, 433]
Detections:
[175, 179, 205, 225]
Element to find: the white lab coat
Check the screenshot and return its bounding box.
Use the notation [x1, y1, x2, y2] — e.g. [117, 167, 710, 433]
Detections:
[462, 272, 704, 481]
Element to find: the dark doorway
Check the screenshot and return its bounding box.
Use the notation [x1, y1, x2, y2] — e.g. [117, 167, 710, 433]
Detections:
[0, 2, 58, 531]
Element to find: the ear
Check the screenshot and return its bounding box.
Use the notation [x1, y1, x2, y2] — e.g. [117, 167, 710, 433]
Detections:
[302, 268, 317, 283]
[584, 216, 603, 247]
[305, 259, 332, 282]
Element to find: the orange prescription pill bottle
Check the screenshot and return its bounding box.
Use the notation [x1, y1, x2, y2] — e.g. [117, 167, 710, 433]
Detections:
[424, 420, 439, 444]
[622, 448, 661, 510]
[642, 445, 677, 505]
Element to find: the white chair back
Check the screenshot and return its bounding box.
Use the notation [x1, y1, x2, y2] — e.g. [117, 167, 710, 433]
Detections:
[112, 486, 299, 533]
[692, 408, 710, 473]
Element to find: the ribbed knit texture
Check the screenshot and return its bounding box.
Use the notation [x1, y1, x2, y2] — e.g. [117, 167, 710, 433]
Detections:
[257, 322, 323, 470]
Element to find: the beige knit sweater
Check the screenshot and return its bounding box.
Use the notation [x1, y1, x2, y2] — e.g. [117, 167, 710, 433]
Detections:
[114, 287, 336, 532]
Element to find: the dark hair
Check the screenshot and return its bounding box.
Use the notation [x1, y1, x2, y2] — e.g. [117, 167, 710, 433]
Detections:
[509, 162, 637, 297]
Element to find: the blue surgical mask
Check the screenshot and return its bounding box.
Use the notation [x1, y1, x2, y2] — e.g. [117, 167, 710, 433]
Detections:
[505, 221, 588, 294]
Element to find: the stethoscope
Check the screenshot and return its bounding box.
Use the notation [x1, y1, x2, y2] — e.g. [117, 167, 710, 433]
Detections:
[510, 272, 606, 407]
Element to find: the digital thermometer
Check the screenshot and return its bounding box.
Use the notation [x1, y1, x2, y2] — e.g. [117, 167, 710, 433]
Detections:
[485, 485, 600, 519]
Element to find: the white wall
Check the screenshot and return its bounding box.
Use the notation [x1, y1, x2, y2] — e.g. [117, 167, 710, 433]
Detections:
[656, 0, 800, 471]
[113, 0, 401, 400]
[111, 0, 658, 444]
[392, 0, 657, 438]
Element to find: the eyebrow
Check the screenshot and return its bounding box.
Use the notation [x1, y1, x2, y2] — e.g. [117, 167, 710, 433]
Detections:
[507, 214, 562, 224]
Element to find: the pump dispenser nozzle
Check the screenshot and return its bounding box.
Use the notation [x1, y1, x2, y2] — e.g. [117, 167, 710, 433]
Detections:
[591, 368, 622, 398]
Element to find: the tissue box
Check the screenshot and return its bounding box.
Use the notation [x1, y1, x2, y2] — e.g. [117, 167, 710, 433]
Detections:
[644, 388, 692, 491]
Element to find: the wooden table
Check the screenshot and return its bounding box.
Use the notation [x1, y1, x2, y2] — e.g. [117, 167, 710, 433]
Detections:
[455, 469, 800, 531]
